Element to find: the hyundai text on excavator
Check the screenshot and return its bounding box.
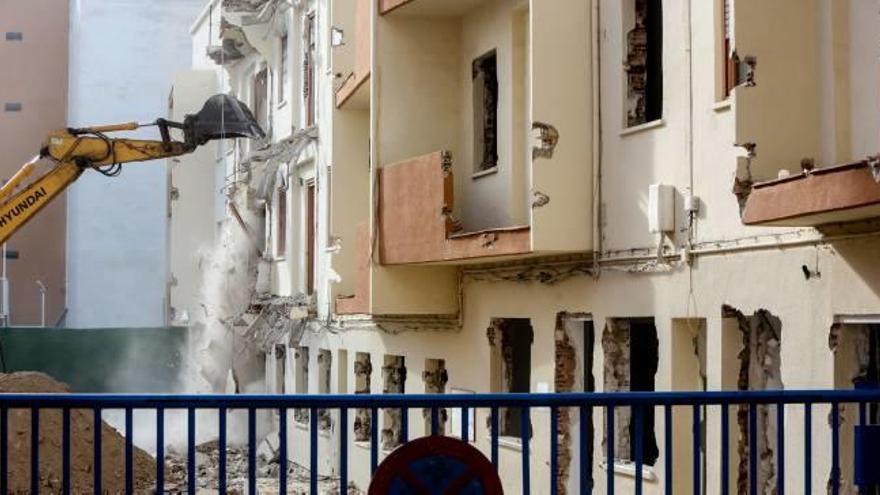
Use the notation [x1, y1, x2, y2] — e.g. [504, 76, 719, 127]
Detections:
[0, 95, 264, 243]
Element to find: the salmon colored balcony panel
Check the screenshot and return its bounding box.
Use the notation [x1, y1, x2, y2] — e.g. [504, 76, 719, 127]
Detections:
[335, 222, 370, 314]
[742, 159, 880, 227]
[379, 0, 413, 15]
[378, 151, 531, 264]
[336, 0, 371, 109]
[336, 72, 370, 109]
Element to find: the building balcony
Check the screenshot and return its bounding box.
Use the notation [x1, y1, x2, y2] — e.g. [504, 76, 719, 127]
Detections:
[378, 151, 530, 265]
[335, 0, 371, 109]
[742, 157, 880, 227]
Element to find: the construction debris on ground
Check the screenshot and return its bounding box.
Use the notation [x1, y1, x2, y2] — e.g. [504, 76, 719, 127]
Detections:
[0, 372, 156, 493]
[163, 437, 362, 494]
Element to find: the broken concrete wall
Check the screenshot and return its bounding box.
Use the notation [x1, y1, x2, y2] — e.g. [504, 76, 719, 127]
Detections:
[353, 352, 373, 442]
[602, 318, 632, 460]
[422, 359, 448, 435]
[381, 355, 406, 450]
[724, 305, 784, 495]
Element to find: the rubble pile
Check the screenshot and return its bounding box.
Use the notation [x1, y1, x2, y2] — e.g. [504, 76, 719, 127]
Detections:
[164, 437, 362, 494]
[0, 372, 156, 493]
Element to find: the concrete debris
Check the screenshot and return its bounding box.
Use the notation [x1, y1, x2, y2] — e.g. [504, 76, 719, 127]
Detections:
[245, 294, 312, 353]
[163, 439, 364, 494]
[245, 127, 318, 171]
[222, 0, 273, 13]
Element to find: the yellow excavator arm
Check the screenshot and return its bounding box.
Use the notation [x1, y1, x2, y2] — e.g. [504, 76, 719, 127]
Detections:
[0, 95, 264, 244]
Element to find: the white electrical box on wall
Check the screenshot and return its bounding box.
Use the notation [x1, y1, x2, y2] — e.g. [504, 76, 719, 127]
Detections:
[648, 184, 675, 233]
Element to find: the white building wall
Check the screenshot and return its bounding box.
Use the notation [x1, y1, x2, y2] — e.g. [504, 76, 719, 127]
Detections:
[66, 0, 205, 328]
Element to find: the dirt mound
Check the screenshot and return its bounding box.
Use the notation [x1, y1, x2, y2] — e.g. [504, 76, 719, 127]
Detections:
[0, 372, 156, 493]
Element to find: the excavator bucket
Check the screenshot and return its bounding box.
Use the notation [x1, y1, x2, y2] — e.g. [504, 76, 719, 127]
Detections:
[184, 94, 265, 146]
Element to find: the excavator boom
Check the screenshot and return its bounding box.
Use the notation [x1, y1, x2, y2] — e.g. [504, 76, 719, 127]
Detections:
[0, 94, 263, 245]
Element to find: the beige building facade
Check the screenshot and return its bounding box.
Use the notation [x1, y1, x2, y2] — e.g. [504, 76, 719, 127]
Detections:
[0, 0, 69, 326]
[171, 0, 880, 493]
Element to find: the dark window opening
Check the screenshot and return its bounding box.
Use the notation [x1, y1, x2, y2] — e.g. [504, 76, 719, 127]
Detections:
[499, 318, 533, 438]
[472, 50, 498, 173]
[253, 68, 269, 133]
[304, 13, 317, 127]
[5, 32, 23, 41]
[626, 0, 663, 127]
[275, 186, 287, 257]
[721, 0, 735, 97]
[279, 34, 289, 102]
[629, 319, 659, 465]
[4, 103, 22, 112]
[305, 182, 316, 294]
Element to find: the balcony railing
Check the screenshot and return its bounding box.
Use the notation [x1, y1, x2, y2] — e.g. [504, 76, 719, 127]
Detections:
[1, 390, 879, 494]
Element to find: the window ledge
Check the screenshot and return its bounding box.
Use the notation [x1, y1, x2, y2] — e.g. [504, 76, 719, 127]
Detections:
[713, 98, 732, 112]
[599, 460, 657, 481]
[620, 119, 665, 137]
[472, 166, 499, 179]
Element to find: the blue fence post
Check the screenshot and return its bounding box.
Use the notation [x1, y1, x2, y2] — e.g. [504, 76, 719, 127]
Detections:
[721, 404, 729, 495]
[400, 407, 408, 444]
[248, 408, 257, 495]
[579, 406, 591, 495]
[94, 407, 102, 494]
[749, 405, 757, 495]
[831, 402, 840, 495]
[30, 408, 38, 495]
[606, 405, 614, 495]
[62, 407, 70, 495]
[280, 408, 288, 495]
[370, 407, 378, 475]
[219, 407, 227, 494]
[188, 407, 196, 495]
[804, 403, 811, 495]
[665, 405, 672, 495]
[430, 407, 439, 436]
[125, 407, 133, 495]
[776, 403, 784, 495]
[490, 407, 499, 468]
[551, 406, 558, 495]
[310, 407, 318, 495]
[520, 407, 530, 494]
[692, 404, 700, 495]
[634, 405, 644, 495]
[461, 406, 469, 442]
[339, 407, 348, 495]
[156, 407, 164, 494]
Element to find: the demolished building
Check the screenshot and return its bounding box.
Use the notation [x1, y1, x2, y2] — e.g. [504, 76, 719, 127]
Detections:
[167, 0, 880, 493]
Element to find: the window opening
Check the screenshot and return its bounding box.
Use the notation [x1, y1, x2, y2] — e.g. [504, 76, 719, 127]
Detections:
[305, 182, 316, 294]
[279, 34, 289, 102]
[472, 50, 499, 173]
[626, 0, 663, 126]
[304, 12, 317, 126]
[602, 318, 659, 465]
[276, 185, 287, 257]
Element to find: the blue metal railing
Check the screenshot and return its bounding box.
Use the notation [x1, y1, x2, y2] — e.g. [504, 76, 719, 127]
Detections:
[0, 389, 879, 494]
